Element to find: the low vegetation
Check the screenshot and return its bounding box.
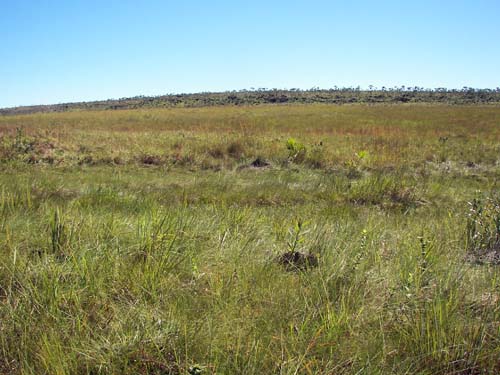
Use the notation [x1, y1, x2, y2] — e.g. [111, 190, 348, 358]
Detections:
[1, 104, 500, 374]
[2, 87, 500, 115]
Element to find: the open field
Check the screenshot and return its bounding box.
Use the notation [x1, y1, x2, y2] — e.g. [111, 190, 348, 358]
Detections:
[1, 104, 500, 374]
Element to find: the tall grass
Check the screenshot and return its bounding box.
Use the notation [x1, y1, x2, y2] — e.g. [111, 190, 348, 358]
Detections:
[0, 104, 499, 373]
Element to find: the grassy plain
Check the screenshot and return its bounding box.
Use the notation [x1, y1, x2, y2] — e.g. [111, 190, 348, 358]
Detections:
[1, 104, 500, 374]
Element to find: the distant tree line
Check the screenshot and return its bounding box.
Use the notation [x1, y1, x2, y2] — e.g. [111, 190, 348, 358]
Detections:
[2, 87, 500, 115]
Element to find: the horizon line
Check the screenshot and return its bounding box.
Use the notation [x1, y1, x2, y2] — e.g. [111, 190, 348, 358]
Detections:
[3, 85, 500, 110]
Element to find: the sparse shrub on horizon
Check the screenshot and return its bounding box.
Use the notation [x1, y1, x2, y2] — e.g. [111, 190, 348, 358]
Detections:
[3, 87, 500, 116]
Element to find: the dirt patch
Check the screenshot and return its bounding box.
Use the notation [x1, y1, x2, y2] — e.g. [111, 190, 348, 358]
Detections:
[238, 157, 271, 171]
[128, 349, 180, 375]
[140, 155, 163, 166]
[78, 155, 94, 165]
[277, 251, 318, 271]
[250, 157, 270, 168]
[466, 243, 500, 265]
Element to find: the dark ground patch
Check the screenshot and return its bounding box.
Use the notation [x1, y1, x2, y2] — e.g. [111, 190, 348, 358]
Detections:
[277, 251, 318, 271]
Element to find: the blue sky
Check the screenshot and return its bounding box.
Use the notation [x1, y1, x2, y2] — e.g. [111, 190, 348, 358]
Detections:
[1, 0, 499, 108]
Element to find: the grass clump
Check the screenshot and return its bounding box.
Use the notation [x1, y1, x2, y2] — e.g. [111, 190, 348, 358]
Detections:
[466, 194, 500, 264]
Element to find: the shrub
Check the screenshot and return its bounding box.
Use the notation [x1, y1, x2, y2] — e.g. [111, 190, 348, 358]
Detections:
[140, 154, 163, 165]
[286, 138, 306, 163]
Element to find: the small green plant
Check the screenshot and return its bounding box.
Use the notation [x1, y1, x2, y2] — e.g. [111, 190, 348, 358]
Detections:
[286, 219, 309, 253]
[356, 150, 368, 160]
[277, 219, 318, 270]
[416, 234, 433, 290]
[286, 138, 306, 163]
[344, 229, 369, 282]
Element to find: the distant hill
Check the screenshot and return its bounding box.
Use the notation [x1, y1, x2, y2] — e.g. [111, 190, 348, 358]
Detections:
[2, 88, 500, 115]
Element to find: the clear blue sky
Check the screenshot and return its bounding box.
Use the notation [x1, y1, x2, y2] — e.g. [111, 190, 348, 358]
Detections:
[1, 0, 499, 108]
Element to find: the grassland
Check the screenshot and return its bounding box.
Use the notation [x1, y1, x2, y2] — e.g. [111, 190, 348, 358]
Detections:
[1, 104, 500, 374]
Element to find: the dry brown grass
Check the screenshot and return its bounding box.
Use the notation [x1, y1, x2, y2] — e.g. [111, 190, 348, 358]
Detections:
[1, 104, 499, 171]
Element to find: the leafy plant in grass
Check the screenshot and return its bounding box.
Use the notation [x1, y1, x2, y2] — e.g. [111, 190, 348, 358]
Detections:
[287, 219, 309, 253]
[286, 138, 306, 163]
[277, 219, 318, 270]
[356, 150, 368, 160]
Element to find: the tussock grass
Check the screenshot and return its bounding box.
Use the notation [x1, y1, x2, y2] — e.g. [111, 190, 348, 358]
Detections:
[0, 104, 500, 374]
